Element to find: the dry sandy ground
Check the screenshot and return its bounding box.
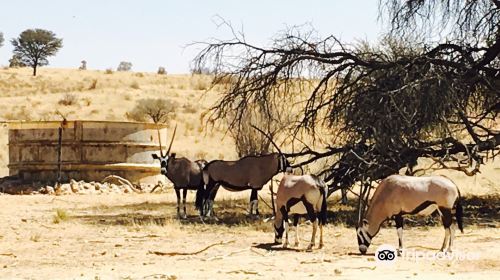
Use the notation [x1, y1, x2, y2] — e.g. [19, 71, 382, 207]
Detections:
[0, 192, 498, 280]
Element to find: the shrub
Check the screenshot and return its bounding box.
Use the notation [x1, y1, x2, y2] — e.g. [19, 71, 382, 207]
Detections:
[157, 67, 167, 75]
[126, 98, 177, 123]
[117, 61, 132, 72]
[58, 93, 78, 106]
[105, 68, 113, 74]
[88, 79, 97, 90]
[130, 81, 140, 89]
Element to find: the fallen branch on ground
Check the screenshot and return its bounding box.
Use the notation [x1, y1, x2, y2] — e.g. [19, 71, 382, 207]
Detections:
[102, 175, 141, 193]
[148, 240, 235, 256]
[0, 253, 16, 257]
[206, 247, 250, 261]
[226, 270, 259, 275]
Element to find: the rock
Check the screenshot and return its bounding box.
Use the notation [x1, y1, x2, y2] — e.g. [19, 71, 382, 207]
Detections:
[46, 186, 55, 195]
[70, 180, 79, 193]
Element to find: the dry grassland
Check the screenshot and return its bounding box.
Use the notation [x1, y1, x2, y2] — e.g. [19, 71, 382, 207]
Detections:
[0, 67, 499, 279]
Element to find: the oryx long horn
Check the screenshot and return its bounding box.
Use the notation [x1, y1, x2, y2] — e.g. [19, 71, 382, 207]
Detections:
[156, 124, 164, 157]
[166, 124, 177, 155]
[250, 124, 283, 155]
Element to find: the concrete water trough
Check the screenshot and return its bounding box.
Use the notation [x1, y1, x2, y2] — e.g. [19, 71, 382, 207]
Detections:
[7, 120, 169, 184]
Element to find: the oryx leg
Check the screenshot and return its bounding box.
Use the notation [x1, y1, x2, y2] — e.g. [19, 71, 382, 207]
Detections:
[319, 220, 324, 249]
[293, 215, 300, 247]
[439, 207, 453, 253]
[180, 188, 187, 219]
[395, 214, 404, 255]
[205, 184, 219, 219]
[304, 200, 317, 252]
[282, 208, 290, 249]
[249, 189, 259, 216]
[174, 188, 181, 218]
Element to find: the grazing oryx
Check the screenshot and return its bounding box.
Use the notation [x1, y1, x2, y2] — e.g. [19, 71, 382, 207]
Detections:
[151, 125, 207, 218]
[357, 174, 463, 255]
[274, 174, 327, 251]
[199, 152, 291, 217]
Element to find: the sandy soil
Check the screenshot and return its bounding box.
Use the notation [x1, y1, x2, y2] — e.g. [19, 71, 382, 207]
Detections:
[0, 192, 498, 280]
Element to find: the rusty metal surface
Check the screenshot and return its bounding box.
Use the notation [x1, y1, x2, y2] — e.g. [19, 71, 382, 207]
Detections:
[7, 120, 170, 184]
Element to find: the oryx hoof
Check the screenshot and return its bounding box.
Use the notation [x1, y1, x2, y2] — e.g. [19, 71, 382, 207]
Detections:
[306, 246, 313, 252]
[283, 242, 288, 249]
[318, 243, 324, 250]
[294, 242, 300, 248]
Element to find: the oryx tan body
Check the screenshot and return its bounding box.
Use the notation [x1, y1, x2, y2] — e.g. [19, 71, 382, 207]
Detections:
[274, 174, 328, 251]
[357, 174, 463, 254]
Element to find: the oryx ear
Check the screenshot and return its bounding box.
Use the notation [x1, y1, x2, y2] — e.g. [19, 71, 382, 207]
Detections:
[362, 219, 369, 226]
[152, 154, 160, 160]
[170, 153, 176, 158]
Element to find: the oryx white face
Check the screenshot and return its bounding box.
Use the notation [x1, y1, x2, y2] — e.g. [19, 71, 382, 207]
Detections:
[152, 154, 170, 175]
[356, 219, 371, 254]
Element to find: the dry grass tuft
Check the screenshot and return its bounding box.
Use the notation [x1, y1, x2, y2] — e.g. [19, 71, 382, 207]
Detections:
[53, 209, 69, 224]
[58, 94, 78, 106]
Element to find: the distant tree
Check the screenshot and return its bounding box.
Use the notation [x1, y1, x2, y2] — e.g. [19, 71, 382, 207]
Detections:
[9, 54, 26, 67]
[117, 61, 132, 72]
[0, 32, 4, 48]
[79, 60, 87, 70]
[11, 29, 63, 76]
[126, 98, 177, 124]
[157, 66, 167, 75]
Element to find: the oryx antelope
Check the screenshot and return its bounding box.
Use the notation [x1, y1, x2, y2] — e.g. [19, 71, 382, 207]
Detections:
[274, 174, 328, 251]
[357, 174, 464, 255]
[151, 125, 207, 218]
[199, 152, 291, 217]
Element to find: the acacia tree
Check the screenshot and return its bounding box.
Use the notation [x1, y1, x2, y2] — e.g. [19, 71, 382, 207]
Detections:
[194, 0, 500, 221]
[0, 32, 4, 48]
[11, 29, 63, 76]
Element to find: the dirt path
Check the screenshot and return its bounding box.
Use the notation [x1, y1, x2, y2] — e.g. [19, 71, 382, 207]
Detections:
[0, 193, 498, 279]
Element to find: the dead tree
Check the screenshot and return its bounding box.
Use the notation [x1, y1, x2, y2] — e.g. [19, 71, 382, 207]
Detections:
[193, 1, 500, 223]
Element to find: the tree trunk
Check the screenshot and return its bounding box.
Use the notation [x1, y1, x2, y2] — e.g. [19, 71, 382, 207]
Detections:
[32, 64, 37, 76]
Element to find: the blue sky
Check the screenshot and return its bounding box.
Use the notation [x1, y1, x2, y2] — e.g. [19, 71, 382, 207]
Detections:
[0, 1, 384, 73]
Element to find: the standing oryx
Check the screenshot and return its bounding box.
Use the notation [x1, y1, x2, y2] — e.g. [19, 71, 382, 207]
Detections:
[357, 174, 463, 255]
[274, 174, 328, 251]
[199, 152, 291, 217]
[199, 125, 292, 217]
[151, 125, 207, 218]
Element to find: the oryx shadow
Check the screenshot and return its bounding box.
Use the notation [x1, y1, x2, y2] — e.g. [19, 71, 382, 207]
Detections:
[252, 242, 302, 252]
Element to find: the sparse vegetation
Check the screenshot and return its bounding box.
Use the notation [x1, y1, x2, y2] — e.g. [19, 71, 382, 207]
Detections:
[30, 232, 41, 242]
[126, 98, 177, 123]
[88, 79, 97, 90]
[53, 208, 69, 224]
[105, 68, 113, 74]
[58, 93, 78, 106]
[130, 81, 140, 89]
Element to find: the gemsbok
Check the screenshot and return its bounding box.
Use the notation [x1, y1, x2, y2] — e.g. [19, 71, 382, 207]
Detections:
[200, 152, 291, 217]
[199, 126, 291, 217]
[356, 174, 464, 255]
[274, 174, 328, 252]
[151, 125, 207, 218]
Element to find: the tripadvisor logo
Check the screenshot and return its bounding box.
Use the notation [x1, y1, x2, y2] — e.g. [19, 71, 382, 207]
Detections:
[375, 244, 397, 266]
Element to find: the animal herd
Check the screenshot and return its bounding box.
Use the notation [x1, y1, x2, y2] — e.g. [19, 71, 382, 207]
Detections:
[151, 127, 464, 255]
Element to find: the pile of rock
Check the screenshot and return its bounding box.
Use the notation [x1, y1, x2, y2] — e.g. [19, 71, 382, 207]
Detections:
[0, 177, 170, 195]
